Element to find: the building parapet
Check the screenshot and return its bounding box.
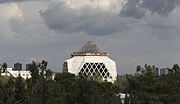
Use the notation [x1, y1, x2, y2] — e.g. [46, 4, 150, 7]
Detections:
[71, 52, 108, 57]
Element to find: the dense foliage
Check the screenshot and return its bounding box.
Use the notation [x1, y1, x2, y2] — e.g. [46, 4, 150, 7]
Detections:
[1, 61, 180, 104]
[0, 61, 121, 104]
[122, 64, 180, 104]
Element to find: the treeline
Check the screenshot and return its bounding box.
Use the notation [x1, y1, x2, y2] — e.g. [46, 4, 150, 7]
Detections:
[1, 61, 180, 104]
[0, 61, 121, 104]
[122, 64, 180, 104]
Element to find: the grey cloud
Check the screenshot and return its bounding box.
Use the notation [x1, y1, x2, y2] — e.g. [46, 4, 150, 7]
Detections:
[40, 0, 180, 37]
[40, 3, 130, 36]
[147, 17, 180, 40]
[120, 0, 146, 19]
[0, 0, 39, 3]
[2, 0, 180, 74]
[120, 0, 180, 18]
[140, 0, 179, 16]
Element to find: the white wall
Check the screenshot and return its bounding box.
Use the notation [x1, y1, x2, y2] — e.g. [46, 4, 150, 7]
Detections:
[64, 56, 117, 82]
[1, 68, 31, 79]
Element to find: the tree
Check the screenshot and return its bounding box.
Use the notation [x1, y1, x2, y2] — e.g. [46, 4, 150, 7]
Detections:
[1, 63, 7, 73]
[45, 69, 52, 80]
[0, 62, 7, 75]
[53, 72, 77, 104]
[39, 60, 48, 72]
[29, 61, 39, 82]
[14, 75, 26, 104]
[172, 64, 180, 73]
[124, 94, 130, 104]
[136, 65, 141, 73]
[38, 60, 48, 104]
[0, 80, 4, 104]
[27, 61, 40, 104]
[2, 77, 15, 104]
[27, 60, 52, 104]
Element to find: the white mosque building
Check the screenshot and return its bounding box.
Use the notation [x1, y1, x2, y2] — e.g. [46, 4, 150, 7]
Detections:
[63, 41, 117, 82]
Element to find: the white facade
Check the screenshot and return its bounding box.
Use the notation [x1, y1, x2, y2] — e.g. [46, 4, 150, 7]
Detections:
[63, 56, 117, 82]
[63, 41, 117, 82]
[1, 68, 31, 79]
[1, 68, 56, 80]
[63, 42, 117, 82]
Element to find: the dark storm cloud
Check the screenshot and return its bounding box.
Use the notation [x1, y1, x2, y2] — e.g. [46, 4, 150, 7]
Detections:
[120, 0, 180, 18]
[40, 2, 130, 36]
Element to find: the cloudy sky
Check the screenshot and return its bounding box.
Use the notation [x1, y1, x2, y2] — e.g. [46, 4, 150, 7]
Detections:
[1, 0, 180, 74]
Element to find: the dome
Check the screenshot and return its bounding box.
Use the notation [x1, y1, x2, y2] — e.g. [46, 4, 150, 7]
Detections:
[79, 41, 99, 53]
[71, 41, 108, 57]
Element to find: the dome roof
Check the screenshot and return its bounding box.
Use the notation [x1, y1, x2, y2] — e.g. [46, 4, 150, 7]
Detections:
[71, 41, 108, 57]
[79, 41, 99, 53]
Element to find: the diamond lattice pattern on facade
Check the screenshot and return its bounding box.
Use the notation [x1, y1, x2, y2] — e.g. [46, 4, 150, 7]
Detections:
[79, 63, 112, 79]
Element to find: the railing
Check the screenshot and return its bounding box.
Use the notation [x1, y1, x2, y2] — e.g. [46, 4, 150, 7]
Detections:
[71, 52, 108, 57]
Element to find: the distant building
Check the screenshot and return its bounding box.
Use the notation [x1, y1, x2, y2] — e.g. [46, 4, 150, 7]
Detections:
[1, 68, 31, 79]
[63, 41, 117, 82]
[153, 67, 160, 75]
[153, 67, 170, 76]
[26, 64, 31, 71]
[1, 67, 56, 80]
[160, 68, 169, 75]
[13, 63, 22, 71]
